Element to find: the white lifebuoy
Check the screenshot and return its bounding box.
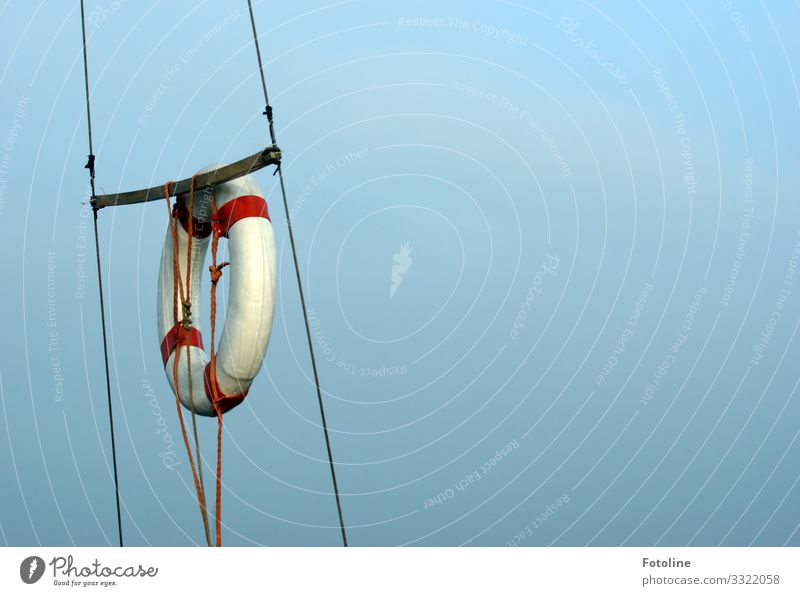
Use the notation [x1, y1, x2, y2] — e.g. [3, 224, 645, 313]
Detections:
[156, 168, 277, 416]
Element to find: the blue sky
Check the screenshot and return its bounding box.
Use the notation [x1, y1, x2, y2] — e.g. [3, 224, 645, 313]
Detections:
[1, 0, 799, 546]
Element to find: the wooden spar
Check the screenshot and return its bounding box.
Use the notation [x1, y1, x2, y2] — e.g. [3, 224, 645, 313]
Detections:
[92, 145, 282, 208]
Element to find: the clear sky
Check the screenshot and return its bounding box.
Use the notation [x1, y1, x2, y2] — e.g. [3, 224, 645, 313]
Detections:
[1, 0, 799, 546]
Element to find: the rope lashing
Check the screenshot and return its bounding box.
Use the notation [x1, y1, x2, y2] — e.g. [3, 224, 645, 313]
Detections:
[181, 300, 193, 330]
[85, 153, 96, 183]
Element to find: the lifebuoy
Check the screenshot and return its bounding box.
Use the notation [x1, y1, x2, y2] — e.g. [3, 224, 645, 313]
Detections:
[156, 167, 277, 416]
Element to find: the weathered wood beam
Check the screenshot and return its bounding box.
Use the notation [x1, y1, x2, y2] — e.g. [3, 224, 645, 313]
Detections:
[92, 145, 281, 208]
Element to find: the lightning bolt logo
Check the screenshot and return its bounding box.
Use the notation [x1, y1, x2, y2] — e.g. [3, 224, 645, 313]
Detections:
[390, 242, 413, 299]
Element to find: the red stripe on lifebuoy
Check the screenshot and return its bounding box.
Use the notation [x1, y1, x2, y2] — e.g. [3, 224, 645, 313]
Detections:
[216, 195, 269, 237]
[175, 193, 213, 238]
[203, 363, 248, 413]
[160, 323, 204, 366]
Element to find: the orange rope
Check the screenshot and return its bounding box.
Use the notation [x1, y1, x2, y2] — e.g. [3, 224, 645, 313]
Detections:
[182, 177, 211, 546]
[208, 193, 228, 547]
[162, 180, 228, 547]
[164, 181, 211, 546]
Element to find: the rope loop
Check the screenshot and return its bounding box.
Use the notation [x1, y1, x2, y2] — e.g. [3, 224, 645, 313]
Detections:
[209, 261, 229, 285]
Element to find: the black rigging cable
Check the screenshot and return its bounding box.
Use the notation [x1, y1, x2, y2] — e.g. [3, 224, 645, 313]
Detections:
[80, 0, 124, 548]
[246, 0, 349, 547]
